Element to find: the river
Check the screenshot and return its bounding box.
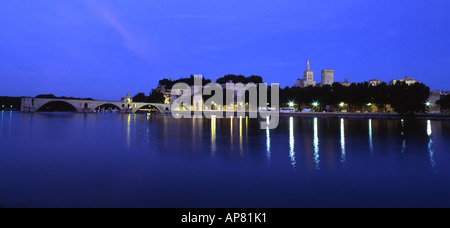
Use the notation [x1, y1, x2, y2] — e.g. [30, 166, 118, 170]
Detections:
[0, 111, 449, 208]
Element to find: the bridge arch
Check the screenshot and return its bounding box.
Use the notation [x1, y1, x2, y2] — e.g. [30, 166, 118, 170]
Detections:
[135, 103, 164, 113]
[92, 103, 123, 112]
[36, 100, 78, 112]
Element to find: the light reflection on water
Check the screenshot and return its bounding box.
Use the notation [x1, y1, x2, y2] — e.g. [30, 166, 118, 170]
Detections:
[369, 119, 373, 153]
[313, 117, 320, 170]
[0, 111, 3, 139]
[230, 117, 233, 147]
[266, 117, 271, 163]
[289, 117, 295, 170]
[239, 116, 243, 155]
[401, 119, 406, 154]
[211, 115, 216, 154]
[0, 113, 449, 208]
[126, 114, 131, 148]
[0, 111, 13, 141]
[340, 118, 346, 166]
[428, 120, 435, 171]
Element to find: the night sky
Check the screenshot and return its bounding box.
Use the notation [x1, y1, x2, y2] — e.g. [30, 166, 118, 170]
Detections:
[1, 0, 449, 100]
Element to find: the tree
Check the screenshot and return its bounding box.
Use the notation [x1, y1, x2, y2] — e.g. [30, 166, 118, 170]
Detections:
[437, 95, 450, 115]
[247, 75, 264, 84]
[35, 94, 94, 100]
[132, 93, 147, 102]
[215, 74, 263, 84]
[332, 83, 346, 106]
[157, 75, 212, 90]
[345, 83, 359, 112]
[318, 85, 334, 111]
[372, 82, 389, 113]
[0, 96, 21, 110]
[389, 82, 430, 115]
[36, 94, 57, 99]
[147, 89, 165, 103]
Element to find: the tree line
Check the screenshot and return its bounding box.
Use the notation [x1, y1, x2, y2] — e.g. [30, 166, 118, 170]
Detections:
[135, 74, 264, 103]
[280, 81, 431, 115]
[138, 74, 441, 115]
[35, 94, 94, 100]
[0, 96, 21, 110]
[437, 94, 450, 114]
[158, 74, 263, 89]
[132, 89, 165, 103]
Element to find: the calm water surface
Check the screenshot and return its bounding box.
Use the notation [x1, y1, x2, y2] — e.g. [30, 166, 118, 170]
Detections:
[0, 111, 449, 208]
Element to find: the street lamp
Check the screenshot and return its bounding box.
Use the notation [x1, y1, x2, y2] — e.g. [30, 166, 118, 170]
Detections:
[288, 101, 295, 108]
[339, 102, 345, 108]
[312, 101, 319, 112]
[426, 101, 431, 107]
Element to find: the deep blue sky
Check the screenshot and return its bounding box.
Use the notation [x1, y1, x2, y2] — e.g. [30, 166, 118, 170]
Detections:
[1, 0, 449, 100]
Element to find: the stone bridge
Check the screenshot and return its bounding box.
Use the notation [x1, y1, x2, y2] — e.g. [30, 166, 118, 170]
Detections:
[21, 97, 171, 114]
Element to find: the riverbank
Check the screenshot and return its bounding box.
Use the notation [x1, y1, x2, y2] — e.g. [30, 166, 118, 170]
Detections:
[17, 110, 450, 120]
[167, 111, 450, 120]
[279, 112, 450, 120]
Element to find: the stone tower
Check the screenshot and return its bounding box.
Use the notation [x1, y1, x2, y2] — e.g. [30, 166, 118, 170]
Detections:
[321, 69, 334, 86]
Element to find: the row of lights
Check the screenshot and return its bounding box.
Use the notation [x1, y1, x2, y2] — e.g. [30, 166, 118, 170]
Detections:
[288, 101, 432, 108]
[287, 101, 363, 108]
[1, 105, 14, 108]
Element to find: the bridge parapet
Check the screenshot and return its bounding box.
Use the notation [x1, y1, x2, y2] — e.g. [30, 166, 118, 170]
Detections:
[21, 98, 171, 114]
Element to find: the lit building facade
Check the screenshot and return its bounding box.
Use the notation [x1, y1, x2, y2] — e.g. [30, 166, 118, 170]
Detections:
[389, 76, 419, 85]
[369, 79, 381, 86]
[293, 60, 316, 88]
[121, 93, 132, 103]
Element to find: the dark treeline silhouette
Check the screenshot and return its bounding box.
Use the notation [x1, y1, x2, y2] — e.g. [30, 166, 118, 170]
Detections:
[148, 74, 433, 115]
[215, 74, 263, 84]
[149, 74, 265, 104]
[0, 96, 21, 110]
[35, 94, 94, 100]
[280, 81, 430, 115]
[132, 89, 165, 103]
[159, 75, 212, 89]
[437, 95, 450, 115]
[158, 74, 263, 89]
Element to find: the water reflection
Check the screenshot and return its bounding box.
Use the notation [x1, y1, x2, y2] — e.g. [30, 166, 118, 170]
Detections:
[8, 111, 12, 140]
[340, 118, 346, 166]
[2, 112, 450, 208]
[0, 111, 3, 139]
[145, 115, 150, 145]
[427, 120, 432, 136]
[266, 116, 271, 163]
[289, 117, 296, 170]
[427, 120, 436, 171]
[230, 117, 233, 147]
[239, 116, 243, 155]
[246, 116, 248, 135]
[401, 119, 406, 154]
[245, 116, 248, 148]
[368, 119, 373, 153]
[211, 115, 216, 154]
[313, 118, 320, 170]
[192, 115, 195, 142]
[126, 114, 131, 148]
